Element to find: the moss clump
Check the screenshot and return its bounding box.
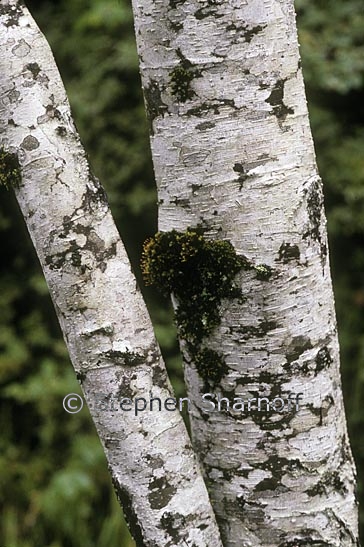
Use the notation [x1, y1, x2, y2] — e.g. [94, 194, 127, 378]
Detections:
[254, 264, 273, 281]
[195, 348, 228, 385]
[169, 65, 200, 103]
[141, 228, 249, 384]
[0, 148, 21, 190]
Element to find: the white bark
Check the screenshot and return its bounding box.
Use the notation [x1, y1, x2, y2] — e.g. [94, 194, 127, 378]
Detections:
[0, 2, 224, 545]
[131, 0, 359, 545]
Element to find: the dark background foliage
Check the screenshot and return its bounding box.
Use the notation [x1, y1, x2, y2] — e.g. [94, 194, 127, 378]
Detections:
[0, 0, 363, 545]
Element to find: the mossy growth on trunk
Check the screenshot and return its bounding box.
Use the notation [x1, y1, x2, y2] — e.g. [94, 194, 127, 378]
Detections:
[0, 148, 21, 190]
[141, 228, 251, 385]
[169, 66, 198, 102]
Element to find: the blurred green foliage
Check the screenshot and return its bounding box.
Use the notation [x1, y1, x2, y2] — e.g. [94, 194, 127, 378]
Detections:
[0, 0, 363, 544]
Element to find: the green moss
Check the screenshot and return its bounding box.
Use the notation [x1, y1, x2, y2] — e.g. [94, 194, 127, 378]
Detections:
[0, 148, 21, 190]
[141, 228, 249, 384]
[254, 263, 273, 281]
[194, 348, 228, 385]
[169, 65, 200, 103]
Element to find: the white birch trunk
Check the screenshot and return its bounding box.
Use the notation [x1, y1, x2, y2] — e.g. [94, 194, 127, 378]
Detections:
[131, 0, 360, 545]
[0, 2, 224, 545]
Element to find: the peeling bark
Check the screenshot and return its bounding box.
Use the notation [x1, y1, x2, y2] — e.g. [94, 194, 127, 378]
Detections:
[0, 2, 224, 545]
[131, 0, 360, 545]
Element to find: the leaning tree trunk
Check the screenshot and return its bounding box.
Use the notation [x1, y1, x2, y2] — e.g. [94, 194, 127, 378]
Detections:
[0, 2, 224, 546]
[131, 0, 359, 545]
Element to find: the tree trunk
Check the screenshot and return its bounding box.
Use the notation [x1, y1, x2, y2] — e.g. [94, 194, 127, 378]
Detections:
[131, 0, 359, 545]
[0, 2, 224, 545]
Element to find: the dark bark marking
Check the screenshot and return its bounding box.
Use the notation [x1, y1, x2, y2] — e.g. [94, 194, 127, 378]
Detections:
[259, 81, 270, 90]
[315, 346, 333, 373]
[254, 476, 280, 492]
[320, 242, 328, 265]
[307, 395, 334, 426]
[171, 196, 191, 207]
[110, 472, 147, 547]
[230, 496, 266, 528]
[160, 511, 197, 544]
[103, 349, 146, 367]
[37, 104, 63, 125]
[230, 320, 279, 340]
[305, 471, 348, 497]
[86, 232, 116, 266]
[45, 230, 116, 273]
[152, 361, 169, 389]
[205, 463, 251, 483]
[331, 510, 360, 544]
[145, 454, 164, 470]
[169, 0, 187, 9]
[191, 183, 202, 193]
[168, 19, 183, 32]
[149, 343, 169, 388]
[148, 476, 177, 510]
[226, 22, 266, 43]
[143, 80, 168, 135]
[56, 125, 67, 137]
[231, 371, 301, 430]
[76, 370, 87, 383]
[79, 171, 110, 212]
[278, 538, 332, 547]
[194, 0, 224, 20]
[59, 216, 73, 238]
[25, 62, 41, 79]
[285, 335, 312, 364]
[265, 79, 294, 121]
[340, 434, 353, 465]
[247, 403, 298, 431]
[216, 384, 299, 431]
[258, 456, 304, 484]
[116, 379, 134, 400]
[196, 121, 216, 131]
[278, 242, 300, 263]
[236, 493, 245, 510]
[0, 2, 23, 27]
[45, 241, 83, 271]
[233, 162, 250, 189]
[186, 98, 236, 117]
[303, 178, 324, 244]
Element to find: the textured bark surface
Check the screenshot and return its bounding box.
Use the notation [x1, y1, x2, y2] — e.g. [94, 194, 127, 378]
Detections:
[0, 2, 224, 545]
[131, 0, 360, 545]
